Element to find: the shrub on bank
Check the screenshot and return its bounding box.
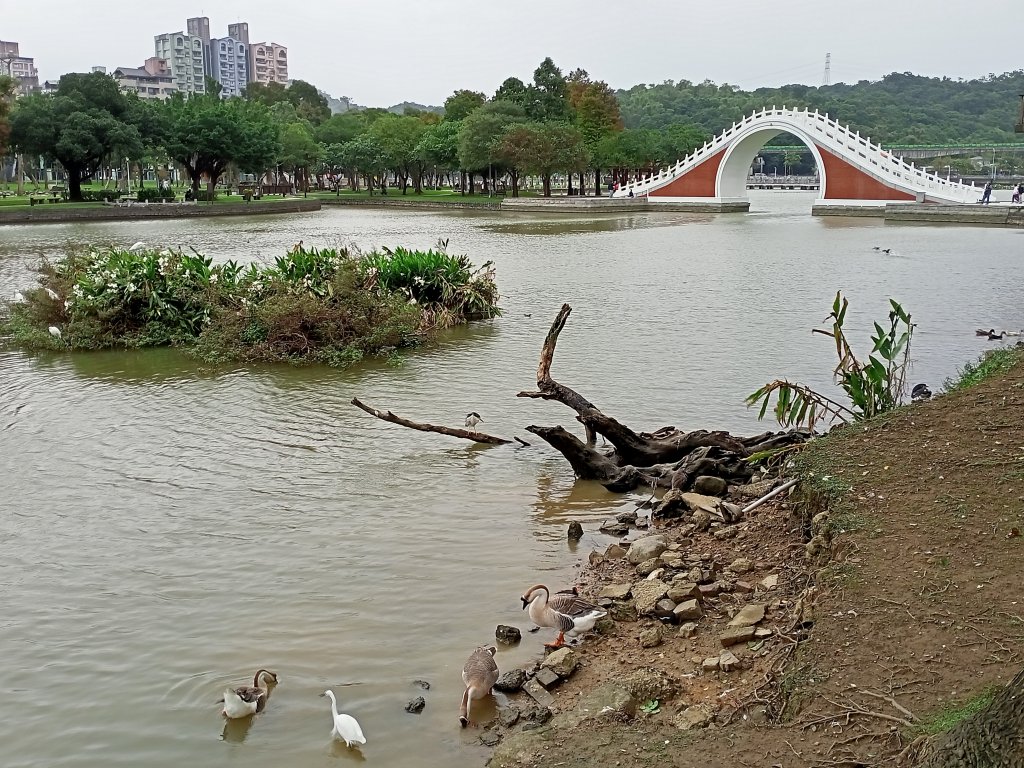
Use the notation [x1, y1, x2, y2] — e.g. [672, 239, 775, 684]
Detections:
[0, 244, 500, 366]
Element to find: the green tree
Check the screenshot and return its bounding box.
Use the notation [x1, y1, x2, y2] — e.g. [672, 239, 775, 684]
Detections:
[368, 114, 429, 194]
[497, 121, 588, 197]
[415, 120, 462, 188]
[344, 134, 385, 193]
[494, 77, 531, 111]
[657, 123, 706, 165]
[457, 101, 526, 194]
[315, 112, 366, 145]
[163, 94, 279, 195]
[9, 72, 144, 200]
[278, 122, 321, 194]
[528, 57, 570, 122]
[573, 79, 623, 195]
[0, 75, 14, 157]
[443, 89, 486, 121]
[246, 79, 330, 124]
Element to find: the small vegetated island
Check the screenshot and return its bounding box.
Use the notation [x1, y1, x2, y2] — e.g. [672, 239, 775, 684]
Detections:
[0, 242, 500, 365]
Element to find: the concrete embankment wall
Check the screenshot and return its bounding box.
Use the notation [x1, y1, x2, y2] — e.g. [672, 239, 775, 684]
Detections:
[0, 199, 321, 225]
[321, 198, 500, 211]
[814, 203, 1023, 225]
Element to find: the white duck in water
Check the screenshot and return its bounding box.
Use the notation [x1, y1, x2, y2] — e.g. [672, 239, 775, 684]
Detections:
[521, 584, 607, 648]
[321, 690, 366, 747]
[220, 669, 278, 718]
[460, 646, 499, 727]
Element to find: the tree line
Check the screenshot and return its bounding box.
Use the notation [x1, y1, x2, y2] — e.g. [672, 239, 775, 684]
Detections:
[1, 64, 1022, 202]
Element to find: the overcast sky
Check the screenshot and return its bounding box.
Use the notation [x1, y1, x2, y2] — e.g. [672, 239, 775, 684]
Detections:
[5, 1, 1022, 106]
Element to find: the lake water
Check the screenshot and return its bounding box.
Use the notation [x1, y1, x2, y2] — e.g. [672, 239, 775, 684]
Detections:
[1, 192, 1021, 767]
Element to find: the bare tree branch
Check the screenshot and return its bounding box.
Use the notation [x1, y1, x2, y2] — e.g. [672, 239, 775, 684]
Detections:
[351, 398, 512, 445]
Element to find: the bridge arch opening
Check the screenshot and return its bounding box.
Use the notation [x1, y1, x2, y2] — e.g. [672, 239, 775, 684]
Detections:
[716, 125, 825, 201]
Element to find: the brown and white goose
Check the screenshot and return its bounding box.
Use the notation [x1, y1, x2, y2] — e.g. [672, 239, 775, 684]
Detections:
[220, 669, 278, 719]
[459, 646, 499, 727]
[521, 584, 607, 649]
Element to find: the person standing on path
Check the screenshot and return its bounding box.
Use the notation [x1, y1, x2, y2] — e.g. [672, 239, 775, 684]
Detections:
[981, 181, 993, 204]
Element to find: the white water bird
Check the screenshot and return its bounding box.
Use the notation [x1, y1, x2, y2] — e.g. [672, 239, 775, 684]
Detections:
[459, 646, 499, 727]
[13, 292, 25, 303]
[521, 583, 607, 649]
[48, 326, 62, 339]
[465, 412, 482, 429]
[45, 287, 59, 300]
[128, 241, 146, 252]
[219, 669, 278, 719]
[321, 690, 366, 747]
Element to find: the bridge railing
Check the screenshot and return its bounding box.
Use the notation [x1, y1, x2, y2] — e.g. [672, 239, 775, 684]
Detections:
[615, 107, 979, 202]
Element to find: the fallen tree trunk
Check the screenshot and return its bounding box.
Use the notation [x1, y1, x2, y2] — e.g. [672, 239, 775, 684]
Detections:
[351, 398, 511, 445]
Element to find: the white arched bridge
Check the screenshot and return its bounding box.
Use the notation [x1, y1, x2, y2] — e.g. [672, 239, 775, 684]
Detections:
[612, 107, 983, 209]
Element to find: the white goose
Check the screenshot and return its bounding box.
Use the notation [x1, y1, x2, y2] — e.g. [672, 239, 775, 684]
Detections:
[521, 583, 607, 648]
[459, 646, 499, 727]
[219, 669, 278, 719]
[321, 689, 366, 747]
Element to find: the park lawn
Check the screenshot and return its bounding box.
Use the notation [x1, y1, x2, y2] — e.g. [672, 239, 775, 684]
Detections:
[308, 188, 533, 204]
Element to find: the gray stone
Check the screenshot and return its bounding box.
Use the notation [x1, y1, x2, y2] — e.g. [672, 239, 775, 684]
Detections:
[719, 649, 741, 672]
[713, 526, 738, 540]
[698, 582, 723, 599]
[691, 510, 712, 532]
[674, 704, 714, 731]
[534, 667, 560, 688]
[754, 628, 774, 639]
[635, 557, 662, 577]
[720, 626, 757, 647]
[639, 625, 664, 648]
[541, 647, 579, 678]
[567, 521, 584, 540]
[728, 603, 766, 628]
[413, 679, 431, 690]
[634, 516, 650, 529]
[654, 598, 677, 615]
[588, 550, 605, 566]
[600, 582, 632, 600]
[494, 669, 528, 693]
[605, 543, 627, 559]
[702, 656, 720, 672]
[522, 678, 555, 708]
[626, 535, 669, 564]
[673, 599, 703, 621]
[759, 574, 780, 590]
[678, 622, 698, 638]
[600, 518, 630, 536]
[693, 476, 728, 497]
[616, 509, 639, 523]
[667, 582, 699, 602]
[560, 684, 636, 728]
[608, 601, 638, 622]
[733, 581, 755, 594]
[620, 667, 679, 702]
[729, 557, 754, 574]
[405, 696, 426, 713]
[480, 729, 501, 747]
[498, 707, 520, 728]
[495, 624, 522, 645]
[631, 579, 669, 614]
[687, 566, 704, 583]
[681, 492, 721, 513]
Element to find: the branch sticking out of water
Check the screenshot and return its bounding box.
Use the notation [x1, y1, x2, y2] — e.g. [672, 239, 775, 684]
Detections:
[350, 398, 512, 445]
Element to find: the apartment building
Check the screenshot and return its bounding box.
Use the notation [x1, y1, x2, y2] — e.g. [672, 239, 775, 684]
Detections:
[0, 40, 40, 94]
[249, 42, 288, 86]
[186, 16, 212, 77]
[113, 57, 177, 100]
[208, 37, 248, 98]
[154, 32, 207, 95]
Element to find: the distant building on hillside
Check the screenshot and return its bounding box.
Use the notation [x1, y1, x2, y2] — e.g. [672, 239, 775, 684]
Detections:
[0, 40, 40, 94]
[154, 31, 207, 95]
[113, 58, 177, 100]
[208, 37, 248, 98]
[249, 42, 288, 85]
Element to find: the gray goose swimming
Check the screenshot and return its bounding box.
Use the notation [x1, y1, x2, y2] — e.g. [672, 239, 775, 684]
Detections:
[220, 669, 278, 719]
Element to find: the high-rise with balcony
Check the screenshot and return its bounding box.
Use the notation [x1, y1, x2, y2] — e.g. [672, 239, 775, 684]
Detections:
[154, 32, 206, 95]
[186, 16, 212, 77]
[0, 40, 40, 94]
[208, 37, 248, 98]
[249, 42, 288, 86]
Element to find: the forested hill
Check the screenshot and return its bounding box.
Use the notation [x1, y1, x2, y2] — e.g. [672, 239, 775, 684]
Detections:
[617, 70, 1024, 144]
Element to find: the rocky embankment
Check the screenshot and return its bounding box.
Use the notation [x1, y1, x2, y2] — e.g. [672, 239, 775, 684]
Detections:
[486, 474, 819, 764]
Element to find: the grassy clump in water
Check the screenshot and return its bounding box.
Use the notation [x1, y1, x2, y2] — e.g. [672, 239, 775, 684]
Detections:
[0, 243, 500, 367]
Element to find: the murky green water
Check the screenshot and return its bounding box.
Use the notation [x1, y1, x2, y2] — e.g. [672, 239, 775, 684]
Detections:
[1, 193, 1021, 767]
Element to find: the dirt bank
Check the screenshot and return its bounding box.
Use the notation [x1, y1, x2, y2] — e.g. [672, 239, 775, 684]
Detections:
[488, 349, 1024, 767]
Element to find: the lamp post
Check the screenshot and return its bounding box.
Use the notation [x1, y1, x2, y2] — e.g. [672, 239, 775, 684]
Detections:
[944, 165, 951, 181]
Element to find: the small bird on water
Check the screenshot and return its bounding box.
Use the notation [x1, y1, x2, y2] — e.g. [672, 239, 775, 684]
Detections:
[465, 412, 482, 429]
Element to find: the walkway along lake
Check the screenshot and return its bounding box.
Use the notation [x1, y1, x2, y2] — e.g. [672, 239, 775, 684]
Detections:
[1, 192, 1022, 768]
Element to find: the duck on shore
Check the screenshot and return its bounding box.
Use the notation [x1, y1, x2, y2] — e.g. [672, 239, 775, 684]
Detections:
[219, 669, 278, 719]
[521, 584, 606, 649]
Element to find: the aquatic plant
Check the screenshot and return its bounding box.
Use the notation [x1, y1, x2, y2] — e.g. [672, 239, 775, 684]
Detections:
[746, 292, 914, 430]
[0, 242, 501, 367]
